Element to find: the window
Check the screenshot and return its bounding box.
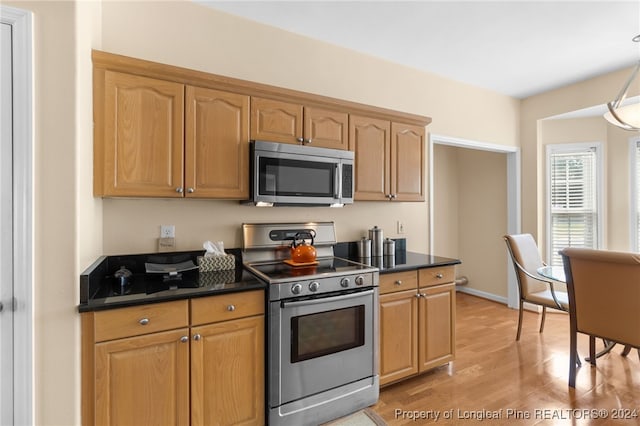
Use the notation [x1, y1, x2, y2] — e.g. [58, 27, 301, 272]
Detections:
[546, 143, 602, 266]
[631, 138, 640, 252]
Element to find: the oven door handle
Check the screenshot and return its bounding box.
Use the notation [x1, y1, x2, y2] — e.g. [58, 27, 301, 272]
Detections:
[281, 289, 374, 308]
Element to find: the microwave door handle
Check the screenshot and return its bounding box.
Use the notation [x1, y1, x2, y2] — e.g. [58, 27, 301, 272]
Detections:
[334, 163, 341, 199]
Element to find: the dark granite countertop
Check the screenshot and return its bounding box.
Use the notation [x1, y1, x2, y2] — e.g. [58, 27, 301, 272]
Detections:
[79, 242, 460, 313]
[78, 249, 265, 313]
[334, 239, 461, 274]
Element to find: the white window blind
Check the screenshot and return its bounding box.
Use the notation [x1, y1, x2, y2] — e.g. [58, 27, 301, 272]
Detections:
[548, 146, 599, 266]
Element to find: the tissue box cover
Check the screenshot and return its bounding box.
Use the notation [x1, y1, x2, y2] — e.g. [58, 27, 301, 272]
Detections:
[198, 254, 235, 272]
[199, 269, 235, 287]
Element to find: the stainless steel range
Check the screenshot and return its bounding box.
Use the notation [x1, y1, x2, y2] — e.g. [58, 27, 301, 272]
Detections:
[242, 222, 379, 426]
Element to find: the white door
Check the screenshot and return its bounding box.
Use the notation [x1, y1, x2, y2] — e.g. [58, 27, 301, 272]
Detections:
[0, 20, 15, 425]
[0, 6, 32, 423]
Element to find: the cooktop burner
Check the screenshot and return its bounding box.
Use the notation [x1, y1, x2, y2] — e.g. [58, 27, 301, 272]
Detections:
[246, 257, 373, 283]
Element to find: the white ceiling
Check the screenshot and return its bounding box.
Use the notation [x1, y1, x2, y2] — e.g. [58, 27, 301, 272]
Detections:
[198, 0, 640, 99]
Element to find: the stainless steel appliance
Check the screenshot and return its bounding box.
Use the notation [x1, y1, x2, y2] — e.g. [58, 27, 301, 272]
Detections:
[248, 141, 354, 207]
[242, 222, 379, 426]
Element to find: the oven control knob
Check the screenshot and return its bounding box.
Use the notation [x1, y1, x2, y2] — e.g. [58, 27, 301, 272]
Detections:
[309, 281, 320, 292]
[291, 283, 303, 295]
[340, 277, 350, 288]
[355, 275, 365, 286]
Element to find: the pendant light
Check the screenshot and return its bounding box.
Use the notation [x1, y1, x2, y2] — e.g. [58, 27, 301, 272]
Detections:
[603, 35, 640, 131]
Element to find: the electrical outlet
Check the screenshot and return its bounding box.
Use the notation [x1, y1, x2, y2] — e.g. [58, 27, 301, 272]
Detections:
[397, 221, 405, 234]
[160, 225, 175, 238]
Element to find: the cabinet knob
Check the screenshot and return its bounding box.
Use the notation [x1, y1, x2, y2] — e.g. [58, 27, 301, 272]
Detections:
[297, 137, 304, 144]
[139, 318, 150, 325]
[176, 187, 184, 193]
[180, 336, 189, 343]
[395, 280, 402, 286]
[436, 273, 444, 279]
[415, 293, 423, 298]
[227, 305, 236, 312]
[193, 334, 202, 341]
[187, 187, 194, 193]
[391, 194, 397, 199]
[305, 138, 312, 144]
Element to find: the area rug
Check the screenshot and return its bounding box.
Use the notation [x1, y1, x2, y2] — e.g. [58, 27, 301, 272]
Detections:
[322, 408, 387, 426]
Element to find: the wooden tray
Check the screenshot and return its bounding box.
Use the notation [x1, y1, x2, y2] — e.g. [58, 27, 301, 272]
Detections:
[283, 259, 319, 267]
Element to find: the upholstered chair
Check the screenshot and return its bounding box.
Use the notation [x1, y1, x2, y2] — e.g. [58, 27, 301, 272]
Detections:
[504, 234, 570, 340]
[560, 247, 640, 388]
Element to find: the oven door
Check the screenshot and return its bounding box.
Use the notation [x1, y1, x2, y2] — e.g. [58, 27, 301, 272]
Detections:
[269, 288, 376, 406]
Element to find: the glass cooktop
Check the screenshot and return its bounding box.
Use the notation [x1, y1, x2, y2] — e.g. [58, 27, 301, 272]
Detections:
[245, 257, 375, 282]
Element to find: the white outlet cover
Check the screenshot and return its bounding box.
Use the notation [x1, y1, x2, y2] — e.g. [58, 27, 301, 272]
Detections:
[160, 225, 175, 238]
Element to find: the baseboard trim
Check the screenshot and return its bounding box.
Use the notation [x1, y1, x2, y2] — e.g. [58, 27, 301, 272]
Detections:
[456, 286, 508, 305]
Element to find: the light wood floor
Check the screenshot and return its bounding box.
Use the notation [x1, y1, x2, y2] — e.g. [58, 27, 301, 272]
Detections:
[371, 292, 640, 425]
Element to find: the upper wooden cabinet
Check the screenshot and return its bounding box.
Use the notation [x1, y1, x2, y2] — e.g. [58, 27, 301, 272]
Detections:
[185, 86, 249, 198]
[391, 122, 425, 201]
[94, 71, 249, 199]
[96, 70, 185, 198]
[349, 115, 391, 201]
[92, 50, 430, 199]
[251, 97, 349, 150]
[350, 116, 425, 201]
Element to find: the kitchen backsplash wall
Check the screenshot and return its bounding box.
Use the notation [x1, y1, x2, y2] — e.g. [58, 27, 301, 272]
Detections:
[102, 198, 429, 255]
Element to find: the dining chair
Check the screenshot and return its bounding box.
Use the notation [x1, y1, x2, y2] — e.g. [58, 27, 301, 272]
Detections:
[560, 247, 640, 388]
[503, 234, 570, 341]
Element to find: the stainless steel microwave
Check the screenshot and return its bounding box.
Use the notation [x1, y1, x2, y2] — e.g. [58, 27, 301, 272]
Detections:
[248, 140, 354, 207]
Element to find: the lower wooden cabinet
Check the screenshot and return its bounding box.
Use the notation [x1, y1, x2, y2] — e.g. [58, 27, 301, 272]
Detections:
[418, 283, 456, 372]
[379, 268, 456, 386]
[191, 316, 264, 426]
[379, 289, 418, 385]
[82, 291, 265, 426]
[94, 328, 191, 425]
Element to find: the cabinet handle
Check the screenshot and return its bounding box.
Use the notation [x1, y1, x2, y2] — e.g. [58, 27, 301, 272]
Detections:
[193, 334, 201, 341]
[139, 318, 150, 325]
[176, 187, 184, 193]
[394, 280, 402, 286]
[386, 194, 392, 200]
[187, 187, 194, 193]
[180, 336, 189, 343]
[227, 305, 236, 312]
[297, 137, 304, 144]
[415, 293, 423, 298]
[306, 138, 312, 144]
[436, 273, 444, 279]
[391, 194, 397, 199]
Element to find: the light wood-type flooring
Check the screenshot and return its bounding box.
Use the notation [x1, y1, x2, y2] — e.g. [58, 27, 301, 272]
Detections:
[371, 292, 640, 425]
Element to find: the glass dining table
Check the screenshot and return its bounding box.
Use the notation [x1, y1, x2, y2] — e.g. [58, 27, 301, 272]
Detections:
[536, 265, 619, 360]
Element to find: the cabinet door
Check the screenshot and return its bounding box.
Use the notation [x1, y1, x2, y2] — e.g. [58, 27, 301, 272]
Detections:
[191, 316, 264, 426]
[418, 283, 456, 372]
[303, 107, 349, 150]
[185, 86, 249, 199]
[99, 70, 184, 197]
[391, 122, 425, 201]
[94, 328, 190, 426]
[349, 115, 391, 201]
[379, 289, 419, 386]
[250, 97, 303, 144]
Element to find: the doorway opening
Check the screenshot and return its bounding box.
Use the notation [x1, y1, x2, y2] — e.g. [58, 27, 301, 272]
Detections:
[429, 134, 520, 309]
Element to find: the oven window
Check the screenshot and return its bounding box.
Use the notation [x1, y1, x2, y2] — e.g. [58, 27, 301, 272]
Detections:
[291, 305, 365, 363]
[259, 157, 335, 197]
